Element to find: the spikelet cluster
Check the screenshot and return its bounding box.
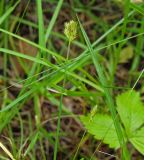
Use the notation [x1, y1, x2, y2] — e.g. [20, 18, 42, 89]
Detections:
[64, 20, 77, 42]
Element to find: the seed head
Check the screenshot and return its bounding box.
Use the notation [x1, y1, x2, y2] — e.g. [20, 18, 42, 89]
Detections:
[64, 20, 77, 42]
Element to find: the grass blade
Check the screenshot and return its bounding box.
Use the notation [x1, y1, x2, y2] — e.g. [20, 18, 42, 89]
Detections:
[0, 28, 64, 60]
[130, 3, 144, 16]
[0, 48, 52, 67]
[0, 0, 20, 25]
[0, 88, 35, 112]
[45, 0, 63, 42]
[77, 15, 130, 160]
[0, 141, 16, 160]
[36, 0, 45, 56]
[23, 132, 39, 157]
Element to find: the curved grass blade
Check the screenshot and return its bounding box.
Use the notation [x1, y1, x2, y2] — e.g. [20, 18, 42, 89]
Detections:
[77, 15, 130, 160]
[0, 28, 64, 61]
[0, 48, 53, 67]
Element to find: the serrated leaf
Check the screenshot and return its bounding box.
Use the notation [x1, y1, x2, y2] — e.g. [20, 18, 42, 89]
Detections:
[116, 90, 144, 134]
[80, 114, 120, 149]
[81, 90, 144, 155]
[130, 127, 144, 155]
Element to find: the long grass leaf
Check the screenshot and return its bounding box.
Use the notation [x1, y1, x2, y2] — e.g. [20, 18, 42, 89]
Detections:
[0, 48, 52, 67]
[0, 0, 20, 25]
[77, 15, 130, 160]
[0, 88, 35, 112]
[45, 0, 63, 42]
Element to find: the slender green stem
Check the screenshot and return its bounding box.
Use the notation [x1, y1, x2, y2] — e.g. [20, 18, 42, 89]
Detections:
[53, 42, 71, 160]
[2, 1, 8, 108]
[15, 0, 31, 34]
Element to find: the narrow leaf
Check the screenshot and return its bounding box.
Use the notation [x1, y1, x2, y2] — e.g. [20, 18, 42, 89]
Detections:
[45, 0, 63, 42]
[0, 1, 20, 25]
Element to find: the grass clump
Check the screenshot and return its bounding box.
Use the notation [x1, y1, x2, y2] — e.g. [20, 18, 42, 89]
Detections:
[0, 1, 144, 160]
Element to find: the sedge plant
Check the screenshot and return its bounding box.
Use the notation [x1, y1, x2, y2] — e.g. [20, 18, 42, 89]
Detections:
[53, 20, 77, 160]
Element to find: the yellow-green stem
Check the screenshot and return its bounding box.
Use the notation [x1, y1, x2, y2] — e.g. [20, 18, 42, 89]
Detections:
[53, 41, 71, 160]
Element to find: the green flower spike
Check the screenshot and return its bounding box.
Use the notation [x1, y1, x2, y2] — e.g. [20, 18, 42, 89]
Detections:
[64, 20, 77, 42]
